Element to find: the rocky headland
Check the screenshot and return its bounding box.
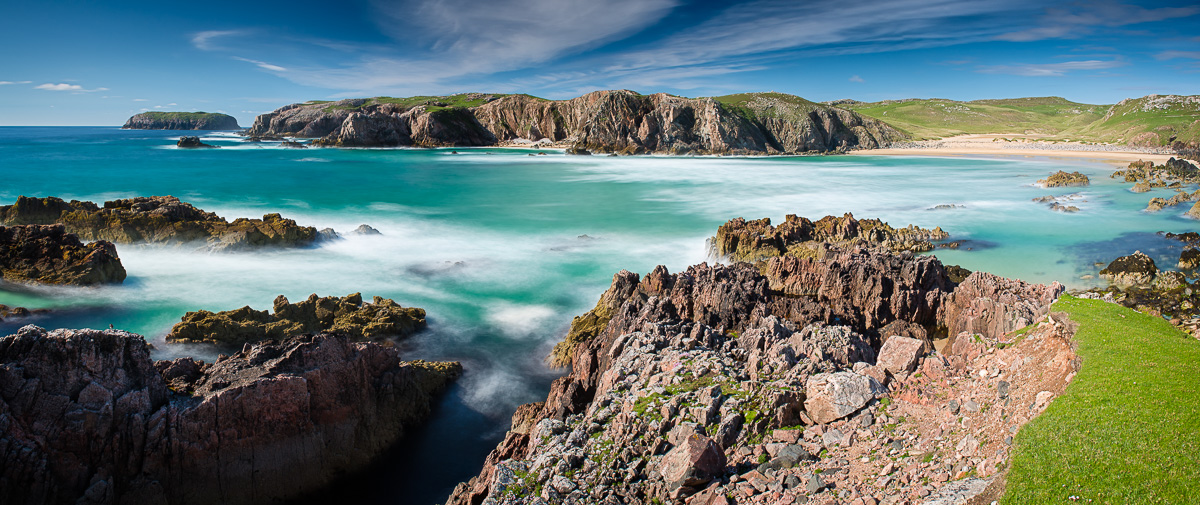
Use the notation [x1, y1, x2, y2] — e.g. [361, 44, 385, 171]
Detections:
[166, 292, 427, 347]
[246, 91, 905, 154]
[0, 195, 320, 251]
[0, 224, 126, 285]
[0, 326, 462, 505]
[449, 222, 1068, 505]
[123, 112, 240, 130]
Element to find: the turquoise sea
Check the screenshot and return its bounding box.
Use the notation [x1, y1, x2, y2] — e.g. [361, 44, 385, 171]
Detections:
[0, 127, 1195, 503]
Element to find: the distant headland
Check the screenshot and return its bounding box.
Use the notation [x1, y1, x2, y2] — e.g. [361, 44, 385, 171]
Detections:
[123, 111, 240, 130]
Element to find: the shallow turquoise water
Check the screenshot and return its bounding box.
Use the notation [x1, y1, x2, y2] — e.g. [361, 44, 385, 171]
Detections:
[0, 127, 1194, 503]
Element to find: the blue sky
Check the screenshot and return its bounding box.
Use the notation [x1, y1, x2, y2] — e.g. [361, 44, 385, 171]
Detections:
[1, 0, 1198, 125]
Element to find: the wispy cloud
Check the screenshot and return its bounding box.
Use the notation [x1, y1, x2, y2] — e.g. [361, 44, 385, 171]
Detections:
[232, 56, 287, 72]
[192, 30, 243, 50]
[977, 59, 1125, 76]
[35, 83, 109, 92]
[998, 1, 1199, 41]
[132, 98, 148, 102]
[849, 75, 865, 83]
[0, 80, 32, 85]
[1157, 50, 1200, 60]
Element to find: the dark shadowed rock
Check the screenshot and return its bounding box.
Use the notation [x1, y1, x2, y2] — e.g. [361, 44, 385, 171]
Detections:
[166, 292, 426, 346]
[0, 224, 126, 285]
[1099, 250, 1158, 287]
[176, 136, 217, 148]
[0, 327, 461, 505]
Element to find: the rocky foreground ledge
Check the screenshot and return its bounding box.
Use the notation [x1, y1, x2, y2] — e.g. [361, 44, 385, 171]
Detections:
[0, 224, 126, 285]
[450, 229, 1067, 505]
[0, 196, 319, 251]
[0, 327, 461, 505]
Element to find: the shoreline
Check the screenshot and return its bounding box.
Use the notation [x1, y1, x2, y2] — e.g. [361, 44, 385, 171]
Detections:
[850, 134, 1185, 167]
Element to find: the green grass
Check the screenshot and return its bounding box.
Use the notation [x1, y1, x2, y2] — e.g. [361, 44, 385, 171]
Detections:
[318, 93, 534, 114]
[131, 111, 233, 121]
[1004, 295, 1200, 504]
[844, 97, 1106, 140]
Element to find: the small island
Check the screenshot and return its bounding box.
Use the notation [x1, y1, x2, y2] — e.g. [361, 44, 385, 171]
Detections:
[123, 111, 240, 130]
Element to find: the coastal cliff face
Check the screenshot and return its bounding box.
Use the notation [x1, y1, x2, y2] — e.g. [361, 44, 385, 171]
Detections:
[0, 224, 126, 285]
[0, 327, 462, 505]
[248, 91, 906, 153]
[123, 112, 240, 130]
[449, 217, 1066, 505]
[0, 196, 318, 251]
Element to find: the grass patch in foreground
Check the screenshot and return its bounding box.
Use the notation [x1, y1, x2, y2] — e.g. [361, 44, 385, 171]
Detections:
[1004, 295, 1200, 504]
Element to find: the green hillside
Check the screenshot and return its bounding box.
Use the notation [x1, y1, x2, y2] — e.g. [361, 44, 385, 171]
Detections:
[843, 97, 1106, 140]
[1072, 95, 1200, 147]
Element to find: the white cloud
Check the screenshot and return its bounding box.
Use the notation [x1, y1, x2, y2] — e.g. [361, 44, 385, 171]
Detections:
[133, 98, 148, 102]
[167, 102, 177, 105]
[0, 80, 32, 85]
[977, 59, 1125, 76]
[1157, 51, 1200, 60]
[849, 75, 865, 83]
[192, 30, 242, 50]
[35, 83, 83, 91]
[233, 56, 287, 72]
[154, 105, 164, 108]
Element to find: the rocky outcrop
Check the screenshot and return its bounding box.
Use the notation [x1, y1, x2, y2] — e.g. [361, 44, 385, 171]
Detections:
[1035, 171, 1089, 187]
[0, 196, 319, 251]
[0, 224, 126, 285]
[1099, 251, 1158, 287]
[0, 326, 461, 505]
[166, 293, 426, 346]
[248, 91, 906, 153]
[939, 272, 1065, 343]
[710, 213, 948, 262]
[123, 112, 240, 130]
[176, 136, 217, 148]
[0, 304, 48, 322]
[448, 246, 1070, 505]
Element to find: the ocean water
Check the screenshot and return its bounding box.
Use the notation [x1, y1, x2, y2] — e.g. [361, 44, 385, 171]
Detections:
[0, 127, 1195, 503]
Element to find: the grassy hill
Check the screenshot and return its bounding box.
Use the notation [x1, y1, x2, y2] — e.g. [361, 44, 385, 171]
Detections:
[842, 94, 1200, 149]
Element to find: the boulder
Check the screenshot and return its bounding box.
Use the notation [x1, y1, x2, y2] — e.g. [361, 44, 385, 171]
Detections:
[166, 292, 426, 346]
[1099, 251, 1158, 287]
[877, 335, 924, 376]
[0, 327, 461, 505]
[0, 224, 126, 285]
[658, 434, 726, 491]
[350, 224, 382, 235]
[804, 371, 885, 424]
[1179, 247, 1200, 270]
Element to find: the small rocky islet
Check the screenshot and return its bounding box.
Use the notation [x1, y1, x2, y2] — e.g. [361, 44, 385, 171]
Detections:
[123, 111, 240, 130]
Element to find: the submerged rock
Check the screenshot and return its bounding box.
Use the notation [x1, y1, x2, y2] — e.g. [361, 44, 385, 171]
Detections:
[0, 195, 319, 251]
[0, 224, 126, 285]
[166, 292, 426, 346]
[1036, 171, 1089, 187]
[0, 326, 461, 505]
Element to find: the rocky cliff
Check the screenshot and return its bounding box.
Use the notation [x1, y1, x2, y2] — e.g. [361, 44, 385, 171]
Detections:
[0, 326, 461, 505]
[0, 224, 126, 285]
[123, 112, 240, 130]
[0, 196, 319, 251]
[248, 91, 906, 154]
[450, 217, 1066, 505]
[166, 292, 426, 346]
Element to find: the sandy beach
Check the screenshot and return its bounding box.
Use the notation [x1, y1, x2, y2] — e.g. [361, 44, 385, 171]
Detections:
[851, 134, 1184, 167]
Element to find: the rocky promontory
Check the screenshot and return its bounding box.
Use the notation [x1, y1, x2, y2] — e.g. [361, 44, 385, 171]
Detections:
[247, 91, 905, 154]
[0, 326, 461, 505]
[0, 224, 126, 285]
[166, 292, 427, 346]
[123, 112, 240, 130]
[0, 195, 319, 251]
[449, 235, 1068, 505]
[710, 213, 949, 262]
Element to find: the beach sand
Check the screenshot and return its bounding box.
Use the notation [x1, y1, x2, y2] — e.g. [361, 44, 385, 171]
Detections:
[850, 134, 1184, 167]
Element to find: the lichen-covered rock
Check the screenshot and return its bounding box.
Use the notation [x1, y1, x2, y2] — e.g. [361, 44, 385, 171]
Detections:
[0, 326, 461, 505]
[1099, 251, 1158, 287]
[166, 292, 426, 346]
[0, 224, 126, 285]
[0, 196, 318, 251]
[710, 213, 948, 262]
[804, 371, 886, 424]
[1036, 171, 1089, 187]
